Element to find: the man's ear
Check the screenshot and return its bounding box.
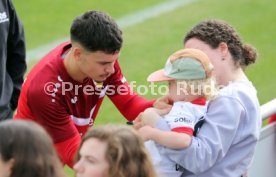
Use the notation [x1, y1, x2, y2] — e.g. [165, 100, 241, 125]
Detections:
[72, 47, 82, 61]
[219, 42, 229, 58]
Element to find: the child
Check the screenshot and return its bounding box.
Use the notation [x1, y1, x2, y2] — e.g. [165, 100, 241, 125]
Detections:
[137, 48, 218, 177]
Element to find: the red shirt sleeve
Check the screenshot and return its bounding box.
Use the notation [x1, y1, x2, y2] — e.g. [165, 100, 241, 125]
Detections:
[108, 82, 154, 121]
[104, 61, 154, 121]
[54, 133, 81, 168]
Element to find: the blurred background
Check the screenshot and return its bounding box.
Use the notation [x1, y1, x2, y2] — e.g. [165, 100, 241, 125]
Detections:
[13, 0, 276, 175]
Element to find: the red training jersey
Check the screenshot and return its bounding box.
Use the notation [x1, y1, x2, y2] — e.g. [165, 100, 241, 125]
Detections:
[14, 42, 153, 166]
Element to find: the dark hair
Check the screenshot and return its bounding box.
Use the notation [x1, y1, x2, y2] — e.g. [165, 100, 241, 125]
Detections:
[76, 124, 157, 177]
[184, 20, 257, 67]
[70, 10, 123, 54]
[0, 120, 66, 177]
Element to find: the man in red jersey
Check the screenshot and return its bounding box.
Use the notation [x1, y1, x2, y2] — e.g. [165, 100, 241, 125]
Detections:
[14, 11, 157, 168]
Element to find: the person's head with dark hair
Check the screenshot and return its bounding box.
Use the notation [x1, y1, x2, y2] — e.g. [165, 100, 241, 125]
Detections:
[74, 124, 157, 177]
[0, 120, 66, 177]
[183, 19, 257, 85]
[65, 10, 123, 83]
[70, 10, 122, 54]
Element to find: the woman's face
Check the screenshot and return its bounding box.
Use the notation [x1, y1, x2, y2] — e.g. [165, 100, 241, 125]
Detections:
[0, 155, 14, 177]
[185, 38, 225, 85]
[74, 138, 109, 177]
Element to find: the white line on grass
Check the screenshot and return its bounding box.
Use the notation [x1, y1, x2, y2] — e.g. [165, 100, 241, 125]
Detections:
[27, 0, 194, 61]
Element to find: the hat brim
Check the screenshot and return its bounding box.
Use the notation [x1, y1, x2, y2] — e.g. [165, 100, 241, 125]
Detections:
[147, 69, 175, 82]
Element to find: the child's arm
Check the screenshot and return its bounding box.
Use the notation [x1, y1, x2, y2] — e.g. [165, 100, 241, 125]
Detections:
[139, 125, 192, 149]
[137, 107, 192, 149]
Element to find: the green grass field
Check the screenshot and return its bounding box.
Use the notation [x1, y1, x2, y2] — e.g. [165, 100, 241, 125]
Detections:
[13, 0, 276, 176]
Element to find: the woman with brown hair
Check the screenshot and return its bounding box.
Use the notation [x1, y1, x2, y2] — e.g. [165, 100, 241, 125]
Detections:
[135, 19, 261, 177]
[0, 120, 66, 177]
[73, 124, 157, 177]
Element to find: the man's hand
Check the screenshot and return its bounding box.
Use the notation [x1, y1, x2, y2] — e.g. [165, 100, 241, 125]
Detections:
[153, 95, 173, 110]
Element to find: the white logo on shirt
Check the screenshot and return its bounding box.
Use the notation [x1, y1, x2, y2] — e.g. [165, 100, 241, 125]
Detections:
[121, 76, 127, 83]
[0, 12, 9, 23]
[71, 96, 78, 104]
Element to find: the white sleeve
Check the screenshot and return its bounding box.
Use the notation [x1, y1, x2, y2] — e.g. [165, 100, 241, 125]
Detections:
[165, 102, 205, 134]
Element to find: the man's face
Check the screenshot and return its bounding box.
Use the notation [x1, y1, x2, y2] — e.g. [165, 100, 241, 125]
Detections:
[76, 49, 119, 82]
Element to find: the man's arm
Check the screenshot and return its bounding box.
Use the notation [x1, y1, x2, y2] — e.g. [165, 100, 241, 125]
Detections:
[104, 61, 154, 121]
[108, 81, 154, 121]
[6, 0, 26, 110]
[54, 134, 81, 168]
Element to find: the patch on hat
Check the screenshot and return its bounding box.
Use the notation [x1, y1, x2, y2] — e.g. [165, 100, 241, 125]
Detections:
[147, 48, 213, 82]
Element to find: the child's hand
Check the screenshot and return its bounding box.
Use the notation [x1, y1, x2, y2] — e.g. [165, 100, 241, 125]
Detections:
[142, 108, 160, 127]
[133, 107, 171, 129]
[133, 108, 160, 128]
[141, 107, 170, 127]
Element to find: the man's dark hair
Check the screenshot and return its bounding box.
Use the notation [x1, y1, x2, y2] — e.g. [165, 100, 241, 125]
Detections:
[70, 10, 123, 54]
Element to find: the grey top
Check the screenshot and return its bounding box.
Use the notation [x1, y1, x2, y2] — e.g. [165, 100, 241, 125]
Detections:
[155, 81, 261, 177]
